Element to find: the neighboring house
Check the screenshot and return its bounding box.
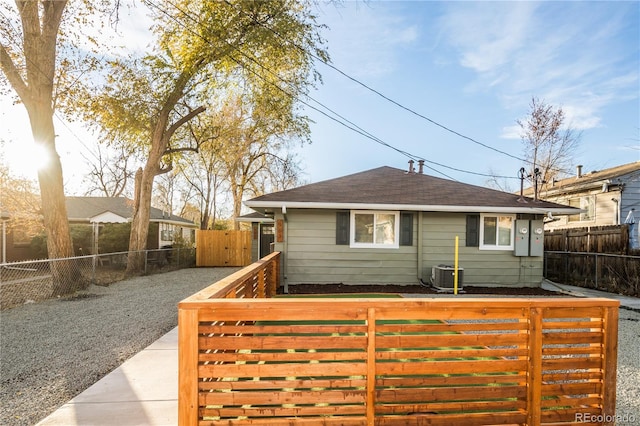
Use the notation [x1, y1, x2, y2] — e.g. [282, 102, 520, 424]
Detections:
[245, 165, 578, 289]
[66, 197, 197, 253]
[236, 212, 275, 262]
[523, 162, 640, 230]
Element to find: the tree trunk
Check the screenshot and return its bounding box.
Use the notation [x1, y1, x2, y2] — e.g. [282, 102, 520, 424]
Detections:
[27, 100, 82, 295]
[126, 167, 155, 274]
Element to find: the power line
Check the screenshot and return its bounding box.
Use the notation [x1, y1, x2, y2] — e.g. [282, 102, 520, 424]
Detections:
[144, 0, 515, 182]
[223, 1, 530, 165]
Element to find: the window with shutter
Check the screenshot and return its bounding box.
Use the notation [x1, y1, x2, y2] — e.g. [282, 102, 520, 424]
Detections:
[466, 214, 480, 247]
[336, 211, 349, 245]
[400, 213, 413, 246]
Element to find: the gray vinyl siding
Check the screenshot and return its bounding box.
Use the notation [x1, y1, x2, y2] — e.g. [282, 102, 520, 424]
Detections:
[621, 173, 640, 222]
[282, 209, 418, 285]
[422, 212, 543, 287]
[275, 209, 542, 288]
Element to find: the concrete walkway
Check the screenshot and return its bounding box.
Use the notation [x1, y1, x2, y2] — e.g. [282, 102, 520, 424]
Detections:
[37, 328, 179, 426]
[37, 285, 639, 426]
[541, 280, 640, 311]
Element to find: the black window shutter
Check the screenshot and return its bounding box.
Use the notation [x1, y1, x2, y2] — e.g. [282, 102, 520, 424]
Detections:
[400, 213, 413, 246]
[466, 214, 480, 247]
[336, 211, 349, 245]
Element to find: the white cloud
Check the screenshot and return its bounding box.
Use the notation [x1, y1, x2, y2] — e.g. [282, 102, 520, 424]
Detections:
[318, 3, 419, 79]
[500, 125, 521, 140]
[439, 1, 639, 132]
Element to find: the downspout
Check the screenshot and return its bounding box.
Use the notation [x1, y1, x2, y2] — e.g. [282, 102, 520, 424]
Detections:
[282, 205, 288, 294]
[417, 212, 424, 282]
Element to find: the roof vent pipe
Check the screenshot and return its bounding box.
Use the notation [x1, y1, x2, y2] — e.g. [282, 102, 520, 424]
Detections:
[408, 160, 415, 174]
[576, 165, 583, 178]
[418, 160, 425, 174]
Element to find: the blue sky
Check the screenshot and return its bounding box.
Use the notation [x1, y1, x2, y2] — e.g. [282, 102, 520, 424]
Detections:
[1, 1, 638, 193]
[296, 1, 640, 189]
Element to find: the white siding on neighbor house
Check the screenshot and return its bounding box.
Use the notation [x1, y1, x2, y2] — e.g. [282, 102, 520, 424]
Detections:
[274, 209, 544, 288]
[421, 212, 542, 287]
[544, 189, 622, 230]
[278, 209, 418, 285]
[543, 170, 640, 230]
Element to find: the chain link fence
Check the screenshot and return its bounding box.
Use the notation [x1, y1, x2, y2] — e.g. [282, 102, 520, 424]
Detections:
[0, 248, 196, 310]
[544, 250, 640, 297]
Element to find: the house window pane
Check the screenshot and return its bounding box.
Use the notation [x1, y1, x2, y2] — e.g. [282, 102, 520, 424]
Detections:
[581, 197, 595, 221]
[480, 214, 514, 250]
[351, 211, 399, 248]
[355, 213, 374, 243]
[498, 216, 513, 246]
[568, 196, 595, 222]
[375, 214, 396, 244]
[483, 217, 497, 245]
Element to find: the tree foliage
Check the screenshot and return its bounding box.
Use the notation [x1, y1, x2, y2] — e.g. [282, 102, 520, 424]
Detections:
[83, 0, 327, 272]
[518, 97, 581, 198]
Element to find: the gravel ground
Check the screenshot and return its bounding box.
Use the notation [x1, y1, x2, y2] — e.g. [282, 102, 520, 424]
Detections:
[1, 271, 638, 425]
[0, 267, 240, 426]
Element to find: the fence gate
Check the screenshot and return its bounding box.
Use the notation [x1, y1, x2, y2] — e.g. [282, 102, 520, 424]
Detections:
[196, 230, 251, 267]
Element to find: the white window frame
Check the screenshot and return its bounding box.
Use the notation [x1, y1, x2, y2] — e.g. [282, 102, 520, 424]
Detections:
[479, 213, 515, 251]
[350, 210, 400, 249]
[160, 223, 174, 242]
[568, 196, 596, 222]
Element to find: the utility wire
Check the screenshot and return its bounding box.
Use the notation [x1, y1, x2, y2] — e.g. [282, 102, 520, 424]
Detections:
[144, 0, 515, 182]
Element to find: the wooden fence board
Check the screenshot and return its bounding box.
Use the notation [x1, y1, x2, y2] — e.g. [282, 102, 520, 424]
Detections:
[545, 224, 630, 253]
[196, 230, 251, 267]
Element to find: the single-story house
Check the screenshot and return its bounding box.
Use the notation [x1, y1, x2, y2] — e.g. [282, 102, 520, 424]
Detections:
[523, 161, 640, 230]
[245, 165, 579, 290]
[66, 197, 197, 253]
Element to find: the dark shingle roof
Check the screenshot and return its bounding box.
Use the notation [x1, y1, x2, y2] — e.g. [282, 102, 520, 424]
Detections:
[66, 197, 195, 225]
[247, 166, 575, 212]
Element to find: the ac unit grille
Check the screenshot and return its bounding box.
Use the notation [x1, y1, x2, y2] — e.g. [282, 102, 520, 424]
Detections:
[431, 265, 464, 289]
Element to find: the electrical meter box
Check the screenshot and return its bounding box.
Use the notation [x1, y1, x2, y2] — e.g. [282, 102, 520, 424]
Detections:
[529, 220, 544, 257]
[514, 219, 530, 256]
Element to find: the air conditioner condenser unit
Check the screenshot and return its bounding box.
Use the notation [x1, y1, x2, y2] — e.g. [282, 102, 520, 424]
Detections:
[431, 265, 464, 290]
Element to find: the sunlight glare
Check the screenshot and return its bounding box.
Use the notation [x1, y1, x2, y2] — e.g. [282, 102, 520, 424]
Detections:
[5, 141, 50, 178]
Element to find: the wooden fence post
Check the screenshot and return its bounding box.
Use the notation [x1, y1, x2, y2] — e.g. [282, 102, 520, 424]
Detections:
[527, 307, 542, 425]
[366, 307, 376, 426]
[602, 306, 619, 425]
[257, 267, 265, 298]
[178, 307, 199, 426]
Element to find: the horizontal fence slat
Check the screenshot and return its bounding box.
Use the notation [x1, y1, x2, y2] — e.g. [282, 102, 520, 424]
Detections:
[199, 335, 368, 350]
[200, 377, 367, 391]
[375, 359, 528, 376]
[200, 361, 366, 378]
[200, 389, 367, 406]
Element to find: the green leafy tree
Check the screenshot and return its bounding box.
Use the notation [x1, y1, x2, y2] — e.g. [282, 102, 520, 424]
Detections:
[84, 0, 327, 273]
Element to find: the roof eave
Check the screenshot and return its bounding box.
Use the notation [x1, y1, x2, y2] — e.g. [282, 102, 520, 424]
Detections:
[244, 201, 579, 215]
[149, 218, 198, 228]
